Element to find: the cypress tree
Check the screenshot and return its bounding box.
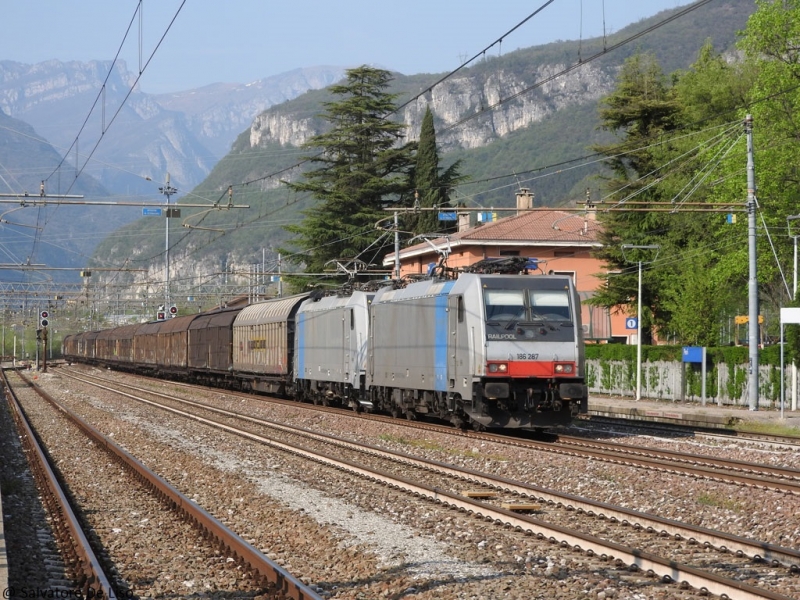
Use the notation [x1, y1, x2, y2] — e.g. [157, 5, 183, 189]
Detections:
[412, 106, 465, 236]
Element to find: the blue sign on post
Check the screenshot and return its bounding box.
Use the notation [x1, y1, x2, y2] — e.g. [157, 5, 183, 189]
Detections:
[682, 346, 704, 363]
[625, 317, 638, 330]
[143, 208, 163, 216]
[438, 211, 457, 221]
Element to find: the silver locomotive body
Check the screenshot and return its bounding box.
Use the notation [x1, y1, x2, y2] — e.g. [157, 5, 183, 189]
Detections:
[294, 290, 374, 410]
[368, 273, 587, 428]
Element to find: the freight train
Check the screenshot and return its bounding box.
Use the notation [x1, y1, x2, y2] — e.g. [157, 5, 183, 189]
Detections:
[63, 267, 588, 430]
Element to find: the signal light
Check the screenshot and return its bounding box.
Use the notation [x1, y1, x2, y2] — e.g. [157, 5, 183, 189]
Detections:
[157, 311, 166, 321]
[169, 305, 177, 315]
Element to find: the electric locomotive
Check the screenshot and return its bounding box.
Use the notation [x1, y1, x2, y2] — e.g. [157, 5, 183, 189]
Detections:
[293, 289, 374, 410]
[367, 272, 587, 429]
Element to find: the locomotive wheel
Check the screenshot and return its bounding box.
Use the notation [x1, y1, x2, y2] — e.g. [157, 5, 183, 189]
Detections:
[405, 410, 417, 421]
[391, 407, 401, 419]
[450, 414, 466, 429]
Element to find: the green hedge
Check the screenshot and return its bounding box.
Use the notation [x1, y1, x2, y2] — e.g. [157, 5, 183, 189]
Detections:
[585, 344, 782, 366]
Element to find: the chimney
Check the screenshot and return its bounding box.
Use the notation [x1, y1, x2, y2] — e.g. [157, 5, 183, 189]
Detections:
[516, 188, 534, 214]
[457, 210, 471, 232]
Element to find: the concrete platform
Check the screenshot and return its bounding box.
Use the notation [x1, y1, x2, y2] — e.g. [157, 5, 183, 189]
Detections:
[586, 395, 800, 433]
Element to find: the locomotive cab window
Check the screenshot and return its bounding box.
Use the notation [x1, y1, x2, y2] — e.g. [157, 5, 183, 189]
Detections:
[530, 290, 571, 322]
[484, 288, 572, 323]
[484, 290, 526, 321]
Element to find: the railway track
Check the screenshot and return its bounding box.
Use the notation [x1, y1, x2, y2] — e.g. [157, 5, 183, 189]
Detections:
[1, 368, 114, 599]
[4, 368, 322, 600]
[578, 414, 800, 449]
[554, 434, 800, 483]
[95, 365, 800, 494]
[54, 367, 800, 600]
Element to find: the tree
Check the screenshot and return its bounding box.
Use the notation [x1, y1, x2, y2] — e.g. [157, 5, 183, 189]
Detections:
[588, 46, 761, 345]
[738, 0, 800, 314]
[587, 52, 682, 337]
[411, 106, 465, 235]
[282, 66, 415, 287]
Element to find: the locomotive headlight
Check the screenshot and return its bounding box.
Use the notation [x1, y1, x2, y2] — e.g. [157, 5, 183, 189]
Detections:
[554, 363, 574, 374]
[487, 362, 508, 373]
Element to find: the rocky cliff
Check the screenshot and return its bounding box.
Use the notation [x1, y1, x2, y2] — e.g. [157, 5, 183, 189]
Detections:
[248, 63, 615, 152]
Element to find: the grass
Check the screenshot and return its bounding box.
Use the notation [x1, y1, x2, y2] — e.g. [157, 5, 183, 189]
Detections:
[732, 420, 800, 437]
[696, 492, 743, 512]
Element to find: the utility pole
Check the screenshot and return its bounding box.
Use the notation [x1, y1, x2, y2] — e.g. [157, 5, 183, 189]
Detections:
[788, 215, 800, 412]
[621, 244, 660, 401]
[745, 115, 759, 411]
[394, 211, 400, 280]
[159, 173, 177, 312]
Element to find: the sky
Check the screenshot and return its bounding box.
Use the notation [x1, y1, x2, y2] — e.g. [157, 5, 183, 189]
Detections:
[3, 0, 691, 94]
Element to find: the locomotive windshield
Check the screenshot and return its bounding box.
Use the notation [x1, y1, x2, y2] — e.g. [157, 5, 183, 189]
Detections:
[484, 288, 571, 323]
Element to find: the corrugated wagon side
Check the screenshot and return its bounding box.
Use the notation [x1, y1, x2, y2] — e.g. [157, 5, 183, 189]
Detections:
[155, 314, 197, 373]
[188, 307, 242, 383]
[232, 294, 309, 395]
[133, 321, 164, 368]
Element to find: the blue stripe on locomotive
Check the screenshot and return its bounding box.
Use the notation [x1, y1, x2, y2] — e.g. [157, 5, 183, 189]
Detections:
[434, 281, 455, 391]
[295, 311, 306, 378]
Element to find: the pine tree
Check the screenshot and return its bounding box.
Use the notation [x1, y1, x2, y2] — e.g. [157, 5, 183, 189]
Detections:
[282, 66, 415, 286]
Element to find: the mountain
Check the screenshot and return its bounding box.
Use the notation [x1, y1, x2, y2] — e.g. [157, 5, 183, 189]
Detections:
[0, 61, 345, 195]
[0, 110, 138, 282]
[0, 62, 344, 283]
[89, 0, 755, 305]
[0, 0, 756, 303]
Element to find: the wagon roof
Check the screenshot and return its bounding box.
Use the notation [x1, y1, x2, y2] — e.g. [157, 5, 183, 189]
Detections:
[189, 307, 243, 329]
[156, 314, 198, 333]
[234, 294, 310, 326]
[136, 321, 163, 334]
[96, 323, 143, 340]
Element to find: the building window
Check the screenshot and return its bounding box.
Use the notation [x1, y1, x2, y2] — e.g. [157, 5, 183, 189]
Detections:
[554, 250, 575, 258]
[499, 250, 520, 256]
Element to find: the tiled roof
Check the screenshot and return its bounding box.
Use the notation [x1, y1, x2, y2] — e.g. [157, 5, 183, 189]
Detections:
[399, 209, 603, 258]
